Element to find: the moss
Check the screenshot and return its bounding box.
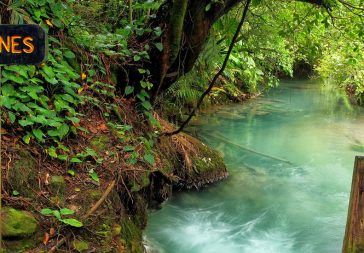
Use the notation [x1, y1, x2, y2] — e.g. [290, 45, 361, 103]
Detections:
[192, 144, 225, 173]
[73, 239, 89, 252]
[169, 0, 189, 63]
[181, 137, 228, 189]
[8, 150, 37, 198]
[86, 189, 102, 201]
[3, 237, 39, 253]
[89, 134, 109, 152]
[50, 175, 66, 195]
[1, 207, 38, 239]
[120, 217, 144, 253]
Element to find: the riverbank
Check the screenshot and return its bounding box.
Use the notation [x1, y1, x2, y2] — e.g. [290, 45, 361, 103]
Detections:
[1, 98, 229, 252]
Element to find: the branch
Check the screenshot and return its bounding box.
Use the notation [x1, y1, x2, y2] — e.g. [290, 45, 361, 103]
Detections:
[162, 0, 252, 136]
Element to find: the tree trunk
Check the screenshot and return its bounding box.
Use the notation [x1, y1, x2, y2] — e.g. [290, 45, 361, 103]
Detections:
[119, 0, 328, 98]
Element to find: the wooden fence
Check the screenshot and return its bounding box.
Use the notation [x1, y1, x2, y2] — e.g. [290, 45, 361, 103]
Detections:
[343, 156, 364, 253]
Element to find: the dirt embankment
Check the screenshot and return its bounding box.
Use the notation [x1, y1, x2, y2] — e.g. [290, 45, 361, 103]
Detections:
[1, 100, 227, 253]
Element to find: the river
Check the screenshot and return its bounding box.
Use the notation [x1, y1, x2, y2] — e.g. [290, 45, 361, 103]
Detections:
[145, 79, 364, 253]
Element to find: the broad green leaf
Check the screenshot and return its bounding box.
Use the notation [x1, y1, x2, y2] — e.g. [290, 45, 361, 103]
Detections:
[123, 145, 134, 152]
[144, 153, 155, 165]
[89, 169, 100, 183]
[59, 124, 70, 138]
[58, 155, 69, 161]
[125, 86, 134, 95]
[154, 42, 163, 52]
[47, 147, 58, 158]
[141, 101, 152, 110]
[70, 157, 82, 163]
[32, 129, 45, 142]
[53, 210, 61, 220]
[19, 119, 34, 127]
[60, 208, 75, 216]
[67, 169, 75, 176]
[22, 134, 32, 144]
[40, 208, 53, 215]
[8, 112, 16, 124]
[61, 218, 83, 227]
[64, 50, 76, 59]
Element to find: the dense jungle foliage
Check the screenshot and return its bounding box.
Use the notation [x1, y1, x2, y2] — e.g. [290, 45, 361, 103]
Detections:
[1, 0, 364, 252]
[2, 0, 364, 146]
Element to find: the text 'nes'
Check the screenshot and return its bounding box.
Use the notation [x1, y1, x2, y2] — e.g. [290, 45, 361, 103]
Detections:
[0, 25, 46, 65]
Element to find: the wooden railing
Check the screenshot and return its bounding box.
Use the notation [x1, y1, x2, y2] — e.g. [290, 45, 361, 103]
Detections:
[343, 156, 364, 253]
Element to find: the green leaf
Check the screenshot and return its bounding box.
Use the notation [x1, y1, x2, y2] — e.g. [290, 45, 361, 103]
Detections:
[12, 190, 20, 196]
[154, 27, 162, 37]
[53, 210, 61, 220]
[205, 3, 211, 11]
[48, 124, 69, 139]
[70, 157, 82, 163]
[42, 66, 55, 79]
[85, 148, 97, 157]
[40, 208, 53, 215]
[32, 129, 45, 142]
[64, 50, 76, 59]
[19, 119, 34, 127]
[154, 42, 163, 52]
[144, 153, 155, 165]
[125, 86, 134, 95]
[89, 169, 100, 183]
[22, 134, 32, 144]
[58, 154, 69, 161]
[47, 147, 58, 158]
[8, 112, 16, 124]
[60, 208, 75, 216]
[133, 55, 141, 61]
[123, 145, 134, 152]
[61, 218, 83, 227]
[141, 101, 152, 110]
[67, 169, 75, 176]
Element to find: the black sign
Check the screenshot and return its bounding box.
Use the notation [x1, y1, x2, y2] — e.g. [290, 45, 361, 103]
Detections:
[0, 25, 47, 65]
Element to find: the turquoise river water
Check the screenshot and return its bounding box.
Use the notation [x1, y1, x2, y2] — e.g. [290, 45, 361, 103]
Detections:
[145, 80, 364, 253]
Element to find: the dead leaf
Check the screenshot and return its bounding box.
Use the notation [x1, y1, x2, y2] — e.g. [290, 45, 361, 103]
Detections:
[49, 228, 56, 237]
[45, 173, 50, 185]
[45, 19, 53, 28]
[97, 123, 108, 132]
[43, 232, 50, 245]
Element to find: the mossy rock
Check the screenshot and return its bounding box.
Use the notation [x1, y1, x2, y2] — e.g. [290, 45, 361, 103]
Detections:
[1, 207, 38, 238]
[8, 150, 37, 198]
[180, 135, 228, 188]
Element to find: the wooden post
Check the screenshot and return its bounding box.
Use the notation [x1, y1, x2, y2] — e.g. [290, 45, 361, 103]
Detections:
[343, 156, 364, 253]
